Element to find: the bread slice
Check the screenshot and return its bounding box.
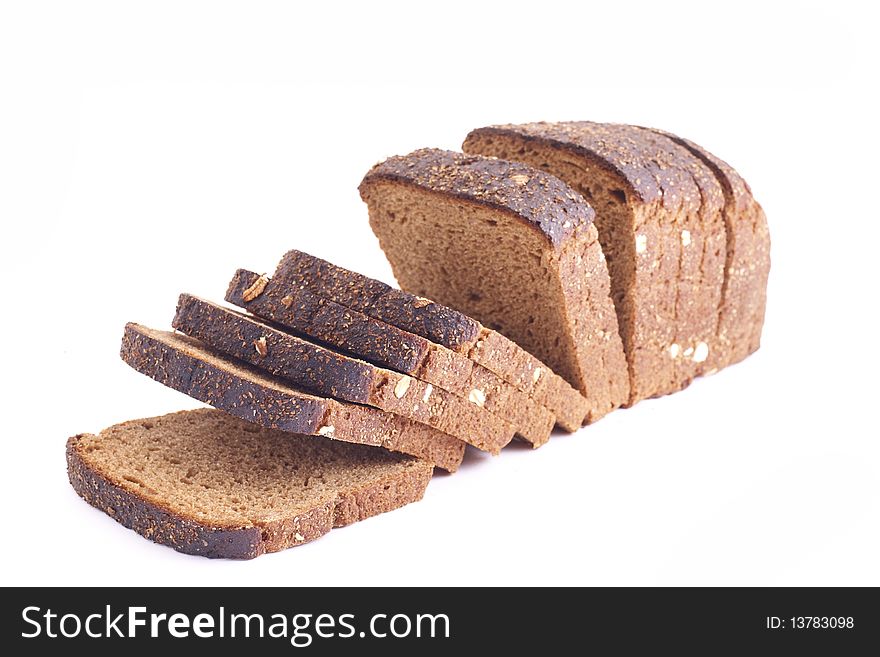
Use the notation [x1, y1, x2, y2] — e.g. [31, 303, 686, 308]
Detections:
[67, 409, 433, 559]
[226, 270, 556, 447]
[463, 123, 727, 404]
[359, 148, 629, 421]
[120, 323, 466, 470]
[644, 129, 770, 369]
[172, 294, 516, 451]
[272, 249, 590, 430]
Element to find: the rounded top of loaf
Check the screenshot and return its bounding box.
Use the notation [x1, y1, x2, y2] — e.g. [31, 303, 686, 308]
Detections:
[666, 133, 758, 215]
[465, 122, 720, 212]
[359, 148, 596, 247]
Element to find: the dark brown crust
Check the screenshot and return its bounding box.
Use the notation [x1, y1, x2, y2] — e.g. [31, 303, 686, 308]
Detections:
[654, 133, 755, 213]
[274, 249, 481, 351]
[67, 436, 266, 559]
[225, 269, 430, 375]
[358, 148, 596, 248]
[121, 323, 327, 434]
[119, 324, 466, 470]
[173, 294, 375, 404]
[464, 123, 723, 216]
[464, 124, 666, 206]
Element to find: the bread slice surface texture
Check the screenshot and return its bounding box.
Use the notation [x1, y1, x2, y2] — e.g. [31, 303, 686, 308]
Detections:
[67, 409, 433, 558]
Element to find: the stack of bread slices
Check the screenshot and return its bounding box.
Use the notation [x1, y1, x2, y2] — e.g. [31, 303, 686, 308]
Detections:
[68, 121, 769, 559]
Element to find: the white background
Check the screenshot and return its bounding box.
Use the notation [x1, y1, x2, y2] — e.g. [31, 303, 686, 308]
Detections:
[1, 0, 878, 586]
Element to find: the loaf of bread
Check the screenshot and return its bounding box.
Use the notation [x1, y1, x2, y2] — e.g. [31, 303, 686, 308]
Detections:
[272, 249, 590, 430]
[359, 148, 629, 420]
[463, 122, 766, 402]
[67, 409, 433, 558]
[67, 119, 768, 558]
[226, 269, 556, 447]
[172, 294, 516, 452]
[120, 323, 467, 471]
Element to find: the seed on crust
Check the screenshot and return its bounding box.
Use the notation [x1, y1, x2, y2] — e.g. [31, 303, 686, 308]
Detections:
[242, 274, 270, 302]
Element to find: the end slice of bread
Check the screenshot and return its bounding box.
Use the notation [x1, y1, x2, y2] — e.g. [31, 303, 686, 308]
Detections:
[67, 409, 434, 559]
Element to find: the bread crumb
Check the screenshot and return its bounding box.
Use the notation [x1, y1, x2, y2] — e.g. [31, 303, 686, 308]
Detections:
[681, 229, 692, 247]
[683, 346, 694, 357]
[468, 388, 486, 407]
[635, 234, 647, 253]
[254, 337, 268, 357]
[294, 532, 305, 542]
[532, 368, 542, 383]
[318, 425, 335, 436]
[281, 295, 294, 308]
[511, 174, 530, 185]
[668, 343, 681, 358]
[692, 341, 709, 363]
[394, 376, 412, 399]
[413, 297, 432, 308]
[422, 384, 433, 403]
[242, 274, 269, 302]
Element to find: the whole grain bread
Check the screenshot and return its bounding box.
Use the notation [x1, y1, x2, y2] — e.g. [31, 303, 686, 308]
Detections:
[120, 323, 466, 470]
[172, 294, 515, 452]
[644, 129, 770, 368]
[359, 148, 629, 421]
[67, 409, 433, 558]
[272, 249, 590, 430]
[463, 123, 728, 404]
[227, 270, 555, 447]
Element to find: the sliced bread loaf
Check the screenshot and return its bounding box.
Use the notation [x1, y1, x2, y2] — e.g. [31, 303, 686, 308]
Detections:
[359, 148, 629, 420]
[644, 129, 770, 368]
[272, 249, 590, 430]
[172, 294, 515, 452]
[463, 123, 728, 403]
[67, 409, 433, 558]
[120, 323, 466, 469]
[226, 270, 556, 447]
